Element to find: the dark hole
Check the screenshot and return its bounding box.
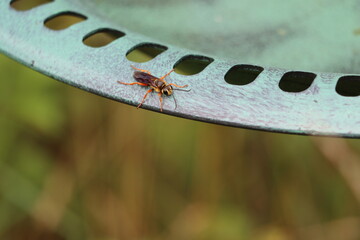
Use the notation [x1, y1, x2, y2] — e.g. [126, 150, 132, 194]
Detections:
[225, 65, 264, 85]
[44, 12, 87, 31]
[279, 71, 316, 92]
[336, 76, 360, 97]
[174, 55, 214, 75]
[83, 28, 125, 48]
[126, 43, 168, 63]
[10, 0, 53, 11]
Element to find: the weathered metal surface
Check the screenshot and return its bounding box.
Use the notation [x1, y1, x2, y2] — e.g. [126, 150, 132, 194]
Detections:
[1, 0, 360, 137]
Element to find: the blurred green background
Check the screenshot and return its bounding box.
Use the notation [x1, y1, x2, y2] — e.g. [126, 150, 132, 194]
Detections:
[1, 53, 360, 240]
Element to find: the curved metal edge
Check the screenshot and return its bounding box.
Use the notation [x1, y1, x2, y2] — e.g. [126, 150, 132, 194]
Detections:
[1, 0, 360, 138]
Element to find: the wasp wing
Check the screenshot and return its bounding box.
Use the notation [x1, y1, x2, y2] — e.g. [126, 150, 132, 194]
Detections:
[133, 71, 157, 84]
[133, 71, 165, 88]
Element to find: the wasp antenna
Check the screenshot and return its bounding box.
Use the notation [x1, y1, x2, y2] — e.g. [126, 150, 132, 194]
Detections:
[173, 94, 178, 110]
[173, 88, 191, 92]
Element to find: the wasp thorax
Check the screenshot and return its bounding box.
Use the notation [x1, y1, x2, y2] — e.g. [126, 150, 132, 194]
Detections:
[162, 85, 173, 96]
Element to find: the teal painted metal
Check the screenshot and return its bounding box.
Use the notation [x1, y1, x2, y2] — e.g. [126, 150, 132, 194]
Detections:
[1, 0, 360, 137]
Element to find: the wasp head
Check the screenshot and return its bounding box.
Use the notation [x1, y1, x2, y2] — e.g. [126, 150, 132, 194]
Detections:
[162, 85, 173, 96]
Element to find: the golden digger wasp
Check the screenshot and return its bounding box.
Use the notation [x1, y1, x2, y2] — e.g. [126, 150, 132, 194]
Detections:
[118, 66, 190, 112]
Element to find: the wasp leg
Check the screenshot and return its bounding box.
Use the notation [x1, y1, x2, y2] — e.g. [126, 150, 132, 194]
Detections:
[168, 83, 188, 88]
[159, 69, 175, 81]
[117, 81, 148, 86]
[137, 89, 153, 109]
[131, 65, 151, 75]
[158, 92, 164, 112]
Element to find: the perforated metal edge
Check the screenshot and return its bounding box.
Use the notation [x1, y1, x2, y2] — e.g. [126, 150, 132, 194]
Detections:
[1, 0, 360, 138]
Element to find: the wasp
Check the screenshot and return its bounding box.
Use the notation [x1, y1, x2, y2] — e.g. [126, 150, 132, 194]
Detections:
[118, 65, 190, 112]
